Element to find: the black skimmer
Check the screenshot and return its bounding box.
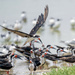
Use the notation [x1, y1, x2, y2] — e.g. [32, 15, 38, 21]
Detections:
[30, 49, 35, 58]
[0, 54, 21, 75]
[44, 47, 69, 59]
[44, 52, 58, 61]
[46, 45, 56, 53]
[59, 49, 75, 63]
[28, 60, 36, 71]
[0, 5, 49, 45]
[32, 57, 41, 67]
[40, 54, 46, 67]
[59, 56, 75, 63]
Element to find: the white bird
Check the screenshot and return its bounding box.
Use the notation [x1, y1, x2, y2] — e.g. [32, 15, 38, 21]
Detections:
[2, 46, 8, 54]
[21, 11, 27, 22]
[49, 18, 61, 30]
[49, 17, 55, 27]
[70, 18, 75, 28]
[28, 60, 35, 71]
[14, 36, 22, 43]
[14, 20, 22, 31]
[2, 20, 7, 31]
[9, 44, 16, 52]
[2, 20, 7, 27]
[52, 19, 61, 30]
[1, 32, 11, 41]
[32, 18, 37, 25]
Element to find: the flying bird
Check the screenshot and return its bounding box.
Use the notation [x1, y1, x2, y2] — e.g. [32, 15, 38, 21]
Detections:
[0, 5, 49, 45]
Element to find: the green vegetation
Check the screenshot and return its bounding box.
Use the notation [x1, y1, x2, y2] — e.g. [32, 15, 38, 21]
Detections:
[43, 66, 75, 75]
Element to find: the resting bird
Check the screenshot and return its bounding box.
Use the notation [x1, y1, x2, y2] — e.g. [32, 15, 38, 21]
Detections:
[32, 18, 37, 25]
[70, 18, 75, 28]
[0, 5, 49, 46]
[21, 11, 27, 23]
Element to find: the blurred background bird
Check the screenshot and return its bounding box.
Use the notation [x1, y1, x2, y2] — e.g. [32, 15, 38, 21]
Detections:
[20, 11, 27, 23]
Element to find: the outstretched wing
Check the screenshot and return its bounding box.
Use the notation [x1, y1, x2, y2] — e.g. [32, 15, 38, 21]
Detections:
[44, 5, 49, 22]
[29, 5, 49, 35]
[0, 25, 32, 38]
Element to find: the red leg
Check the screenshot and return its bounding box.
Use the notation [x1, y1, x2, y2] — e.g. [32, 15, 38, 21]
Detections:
[6, 71, 9, 75]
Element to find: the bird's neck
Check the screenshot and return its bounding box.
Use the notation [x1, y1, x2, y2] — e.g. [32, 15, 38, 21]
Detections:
[9, 56, 15, 67]
[31, 53, 35, 58]
[11, 57, 15, 67]
[57, 50, 61, 56]
[72, 49, 75, 56]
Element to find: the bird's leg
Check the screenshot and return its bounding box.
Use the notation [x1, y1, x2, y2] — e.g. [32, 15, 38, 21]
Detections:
[71, 63, 73, 66]
[32, 71, 33, 75]
[6, 71, 9, 75]
[53, 61, 56, 66]
[68, 63, 71, 67]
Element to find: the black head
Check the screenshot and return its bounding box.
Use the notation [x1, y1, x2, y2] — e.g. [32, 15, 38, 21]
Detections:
[8, 31, 11, 34]
[57, 19, 61, 21]
[46, 45, 51, 48]
[34, 18, 36, 20]
[3, 20, 6, 23]
[3, 45, 7, 48]
[22, 11, 26, 14]
[11, 44, 15, 46]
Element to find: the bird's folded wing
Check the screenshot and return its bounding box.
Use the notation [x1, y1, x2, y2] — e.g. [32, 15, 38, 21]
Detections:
[55, 45, 65, 49]
[0, 25, 32, 38]
[29, 5, 49, 35]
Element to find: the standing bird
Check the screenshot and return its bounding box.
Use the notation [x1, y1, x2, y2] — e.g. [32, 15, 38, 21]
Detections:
[59, 49, 75, 63]
[32, 18, 37, 25]
[0, 5, 49, 46]
[14, 35, 22, 43]
[53, 19, 61, 29]
[49, 18, 61, 30]
[70, 18, 75, 28]
[28, 60, 36, 72]
[49, 17, 55, 27]
[2, 20, 7, 27]
[14, 20, 22, 31]
[21, 11, 27, 23]
[0, 54, 21, 75]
